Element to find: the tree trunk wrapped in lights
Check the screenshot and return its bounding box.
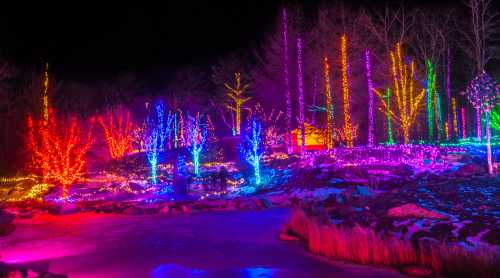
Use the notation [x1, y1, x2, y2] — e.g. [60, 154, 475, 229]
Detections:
[426, 60, 435, 141]
[374, 43, 425, 144]
[340, 35, 354, 148]
[282, 8, 292, 153]
[224, 72, 251, 135]
[296, 37, 306, 154]
[27, 111, 94, 199]
[323, 56, 334, 149]
[365, 49, 375, 147]
[98, 107, 134, 159]
[187, 113, 207, 176]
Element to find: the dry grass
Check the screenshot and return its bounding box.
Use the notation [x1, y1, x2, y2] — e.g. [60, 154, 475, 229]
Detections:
[284, 208, 499, 278]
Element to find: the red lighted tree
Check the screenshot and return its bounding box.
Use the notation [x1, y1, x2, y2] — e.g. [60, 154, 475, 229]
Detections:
[98, 107, 134, 159]
[27, 111, 94, 199]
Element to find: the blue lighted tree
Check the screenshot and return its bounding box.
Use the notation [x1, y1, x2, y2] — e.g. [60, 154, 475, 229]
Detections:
[243, 118, 264, 186]
[155, 100, 174, 150]
[187, 113, 207, 176]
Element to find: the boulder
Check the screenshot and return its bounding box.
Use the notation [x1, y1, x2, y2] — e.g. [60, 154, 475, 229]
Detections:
[455, 163, 487, 177]
[388, 203, 447, 220]
[399, 264, 433, 277]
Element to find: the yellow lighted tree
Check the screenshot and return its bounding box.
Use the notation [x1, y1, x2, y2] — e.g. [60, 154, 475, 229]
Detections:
[224, 72, 251, 135]
[374, 43, 425, 144]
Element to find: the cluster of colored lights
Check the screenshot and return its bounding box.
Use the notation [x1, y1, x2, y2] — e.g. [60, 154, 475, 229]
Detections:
[302, 145, 464, 168]
[340, 35, 353, 148]
[98, 108, 134, 159]
[6, 183, 51, 202]
[375, 43, 425, 144]
[296, 37, 306, 154]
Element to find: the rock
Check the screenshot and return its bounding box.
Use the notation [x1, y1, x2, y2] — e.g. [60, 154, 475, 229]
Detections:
[123, 206, 143, 215]
[455, 163, 487, 177]
[480, 229, 500, 245]
[0, 223, 15, 237]
[399, 264, 434, 277]
[356, 186, 371, 196]
[393, 164, 414, 177]
[430, 223, 454, 241]
[279, 229, 300, 241]
[0, 209, 15, 225]
[387, 203, 447, 220]
[60, 203, 79, 214]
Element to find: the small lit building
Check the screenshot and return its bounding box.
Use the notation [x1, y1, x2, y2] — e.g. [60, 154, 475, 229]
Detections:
[291, 122, 327, 152]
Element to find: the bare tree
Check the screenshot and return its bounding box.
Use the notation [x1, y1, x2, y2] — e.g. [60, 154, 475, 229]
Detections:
[460, 0, 500, 74]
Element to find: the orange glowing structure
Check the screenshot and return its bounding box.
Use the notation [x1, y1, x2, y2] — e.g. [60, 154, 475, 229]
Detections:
[27, 111, 94, 199]
[291, 123, 327, 152]
[375, 43, 425, 144]
[224, 72, 251, 135]
[98, 108, 134, 159]
[323, 56, 334, 149]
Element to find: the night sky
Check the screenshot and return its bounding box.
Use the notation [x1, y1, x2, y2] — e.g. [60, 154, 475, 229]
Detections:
[0, 1, 285, 80]
[0, 1, 485, 81]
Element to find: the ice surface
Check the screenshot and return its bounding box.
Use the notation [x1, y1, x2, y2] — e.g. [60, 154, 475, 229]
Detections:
[0, 209, 405, 277]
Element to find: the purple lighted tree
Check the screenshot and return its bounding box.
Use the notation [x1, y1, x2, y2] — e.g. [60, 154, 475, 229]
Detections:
[465, 71, 500, 174]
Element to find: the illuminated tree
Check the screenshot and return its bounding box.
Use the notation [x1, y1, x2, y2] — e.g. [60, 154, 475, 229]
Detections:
[465, 71, 500, 174]
[384, 88, 394, 145]
[27, 111, 94, 199]
[248, 103, 284, 149]
[154, 100, 174, 150]
[98, 107, 134, 159]
[144, 126, 159, 184]
[282, 8, 293, 153]
[426, 60, 435, 141]
[340, 35, 353, 148]
[296, 37, 306, 154]
[187, 113, 207, 176]
[224, 72, 251, 135]
[323, 56, 334, 149]
[365, 50, 375, 147]
[243, 118, 264, 186]
[374, 43, 425, 144]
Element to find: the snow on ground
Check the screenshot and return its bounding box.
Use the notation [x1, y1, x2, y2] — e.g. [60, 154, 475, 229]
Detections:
[0, 208, 405, 278]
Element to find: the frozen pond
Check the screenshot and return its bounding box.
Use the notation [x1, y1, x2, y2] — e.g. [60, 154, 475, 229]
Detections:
[0, 208, 405, 277]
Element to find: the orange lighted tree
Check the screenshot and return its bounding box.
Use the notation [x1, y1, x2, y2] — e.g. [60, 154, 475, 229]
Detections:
[374, 43, 425, 144]
[27, 111, 94, 199]
[340, 35, 354, 148]
[224, 72, 251, 135]
[98, 107, 134, 159]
